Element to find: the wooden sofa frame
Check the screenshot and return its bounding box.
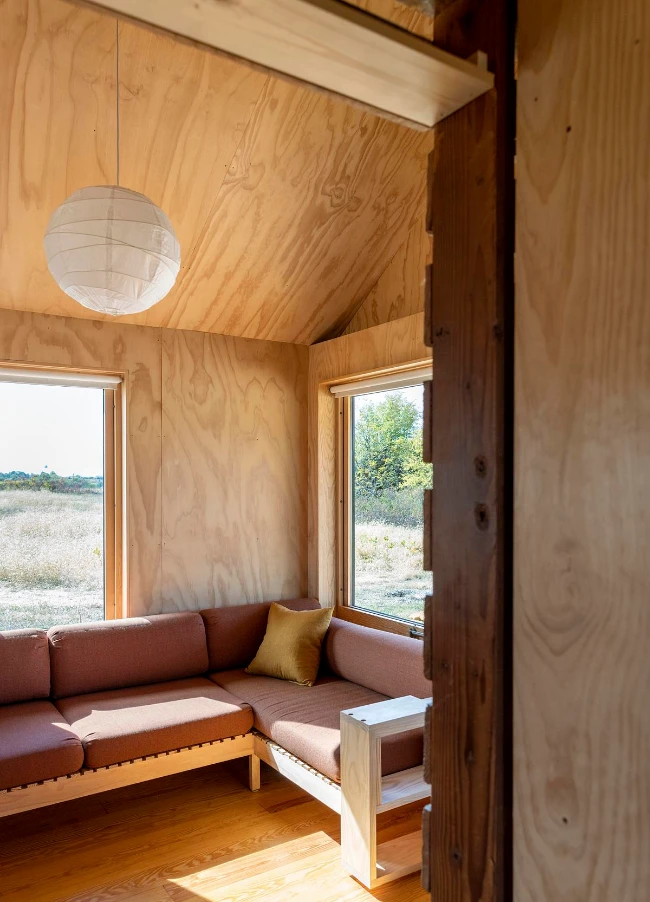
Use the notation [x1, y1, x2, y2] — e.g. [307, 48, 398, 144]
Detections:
[0, 733, 257, 818]
[0, 727, 426, 822]
[0, 729, 340, 820]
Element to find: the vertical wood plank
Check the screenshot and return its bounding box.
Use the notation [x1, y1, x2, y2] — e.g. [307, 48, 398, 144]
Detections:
[515, 0, 650, 897]
[424, 0, 515, 898]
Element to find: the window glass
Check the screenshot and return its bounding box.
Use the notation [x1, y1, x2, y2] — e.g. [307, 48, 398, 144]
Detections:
[350, 384, 432, 623]
[0, 382, 105, 630]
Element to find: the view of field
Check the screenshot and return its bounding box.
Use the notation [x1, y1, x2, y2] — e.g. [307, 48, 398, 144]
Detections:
[351, 387, 432, 623]
[0, 488, 104, 631]
[354, 521, 431, 622]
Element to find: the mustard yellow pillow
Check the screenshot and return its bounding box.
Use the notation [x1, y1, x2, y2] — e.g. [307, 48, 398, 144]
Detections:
[246, 603, 333, 686]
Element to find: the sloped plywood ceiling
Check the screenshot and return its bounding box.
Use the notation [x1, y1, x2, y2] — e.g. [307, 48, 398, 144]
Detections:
[0, 0, 432, 344]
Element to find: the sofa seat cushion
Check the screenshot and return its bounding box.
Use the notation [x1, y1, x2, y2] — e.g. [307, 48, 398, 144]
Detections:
[56, 677, 253, 769]
[0, 700, 84, 790]
[210, 670, 423, 783]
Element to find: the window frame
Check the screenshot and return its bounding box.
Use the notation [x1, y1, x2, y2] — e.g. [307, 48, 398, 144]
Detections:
[103, 382, 125, 619]
[334, 367, 432, 637]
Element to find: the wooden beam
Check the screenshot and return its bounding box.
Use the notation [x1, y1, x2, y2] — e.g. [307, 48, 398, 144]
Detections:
[80, 0, 493, 130]
[422, 0, 515, 898]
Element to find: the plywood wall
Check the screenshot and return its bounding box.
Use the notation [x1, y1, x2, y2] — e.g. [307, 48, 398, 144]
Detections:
[161, 329, 307, 609]
[0, 310, 307, 616]
[515, 0, 650, 896]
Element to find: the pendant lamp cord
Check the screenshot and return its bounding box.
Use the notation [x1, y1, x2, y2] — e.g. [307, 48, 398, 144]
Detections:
[115, 19, 120, 187]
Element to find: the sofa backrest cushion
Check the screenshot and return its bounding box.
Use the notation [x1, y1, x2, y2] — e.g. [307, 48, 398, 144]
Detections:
[48, 613, 209, 699]
[201, 598, 320, 672]
[324, 618, 431, 699]
[0, 629, 50, 704]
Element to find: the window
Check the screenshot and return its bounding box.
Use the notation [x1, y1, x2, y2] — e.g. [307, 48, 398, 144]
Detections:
[0, 368, 123, 630]
[334, 367, 432, 626]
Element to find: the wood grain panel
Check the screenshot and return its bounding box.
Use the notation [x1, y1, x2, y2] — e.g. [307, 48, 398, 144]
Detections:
[161, 329, 308, 608]
[0, 309, 162, 614]
[115, 21, 267, 330]
[0, 0, 430, 345]
[515, 0, 650, 897]
[343, 218, 431, 334]
[0, 0, 116, 317]
[167, 78, 431, 343]
[308, 313, 429, 604]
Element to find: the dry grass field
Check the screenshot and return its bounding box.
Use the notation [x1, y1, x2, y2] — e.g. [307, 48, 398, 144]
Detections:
[0, 491, 428, 630]
[353, 521, 430, 622]
[0, 490, 104, 630]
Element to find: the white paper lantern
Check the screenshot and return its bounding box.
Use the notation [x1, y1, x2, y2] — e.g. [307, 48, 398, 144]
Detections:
[44, 186, 181, 316]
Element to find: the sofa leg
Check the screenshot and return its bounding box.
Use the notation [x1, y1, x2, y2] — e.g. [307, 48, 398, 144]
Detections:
[248, 754, 261, 792]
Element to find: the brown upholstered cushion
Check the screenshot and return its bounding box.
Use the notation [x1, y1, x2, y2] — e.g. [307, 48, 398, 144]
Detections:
[56, 676, 253, 768]
[210, 669, 423, 783]
[200, 599, 320, 672]
[48, 613, 209, 699]
[0, 629, 50, 705]
[0, 700, 84, 790]
[246, 604, 333, 686]
[325, 618, 431, 699]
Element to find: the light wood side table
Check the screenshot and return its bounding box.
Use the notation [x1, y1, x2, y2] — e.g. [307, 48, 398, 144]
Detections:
[340, 695, 431, 889]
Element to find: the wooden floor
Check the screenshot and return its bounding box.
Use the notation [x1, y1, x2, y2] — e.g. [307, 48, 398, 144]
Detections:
[0, 761, 428, 902]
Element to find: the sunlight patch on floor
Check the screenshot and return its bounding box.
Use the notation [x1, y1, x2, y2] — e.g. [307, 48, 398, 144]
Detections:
[166, 831, 376, 902]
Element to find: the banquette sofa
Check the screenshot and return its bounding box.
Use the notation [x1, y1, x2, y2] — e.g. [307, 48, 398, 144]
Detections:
[0, 598, 431, 819]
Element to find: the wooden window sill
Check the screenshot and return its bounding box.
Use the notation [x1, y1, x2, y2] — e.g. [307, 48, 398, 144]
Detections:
[334, 604, 423, 639]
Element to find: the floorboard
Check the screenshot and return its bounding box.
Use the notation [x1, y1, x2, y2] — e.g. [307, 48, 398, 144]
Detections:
[0, 762, 428, 902]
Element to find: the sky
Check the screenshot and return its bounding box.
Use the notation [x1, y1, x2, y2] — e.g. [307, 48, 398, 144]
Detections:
[0, 382, 104, 476]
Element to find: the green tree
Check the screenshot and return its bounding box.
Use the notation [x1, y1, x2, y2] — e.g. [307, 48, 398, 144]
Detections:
[353, 393, 431, 496]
